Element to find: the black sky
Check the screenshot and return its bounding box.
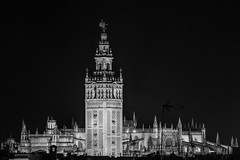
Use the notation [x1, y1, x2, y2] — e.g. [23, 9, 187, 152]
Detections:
[1, 1, 240, 145]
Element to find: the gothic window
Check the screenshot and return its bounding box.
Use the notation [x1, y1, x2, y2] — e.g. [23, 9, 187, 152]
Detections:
[148, 136, 153, 151]
[112, 111, 116, 125]
[166, 137, 173, 147]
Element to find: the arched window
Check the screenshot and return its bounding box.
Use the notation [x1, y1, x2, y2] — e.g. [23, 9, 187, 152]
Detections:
[166, 137, 173, 147]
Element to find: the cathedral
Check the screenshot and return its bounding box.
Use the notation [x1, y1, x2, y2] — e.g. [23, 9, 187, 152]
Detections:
[19, 20, 237, 157]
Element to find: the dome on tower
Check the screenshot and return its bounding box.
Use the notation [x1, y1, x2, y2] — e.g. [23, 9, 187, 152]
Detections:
[99, 20, 107, 30]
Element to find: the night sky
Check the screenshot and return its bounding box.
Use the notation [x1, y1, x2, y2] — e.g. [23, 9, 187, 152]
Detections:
[1, 1, 240, 145]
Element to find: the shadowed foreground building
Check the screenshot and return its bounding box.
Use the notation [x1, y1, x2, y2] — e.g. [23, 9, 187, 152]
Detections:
[19, 20, 236, 157]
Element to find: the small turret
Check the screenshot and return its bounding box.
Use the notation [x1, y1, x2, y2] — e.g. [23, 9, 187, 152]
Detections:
[235, 138, 239, 147]
[46, 117, 57, 134]
[191, 118, 194, 128]
[201, 123, 206, 141]
[153, 116, 158, 137]
[21, 120, 27, 135]
[133, 112, 136, 122]
[198, 123, 201, 128]
[177, 117, 183, 151]
[195, 122, 198, 129]
[177, 117, 182, 129]
[35, 128, 38, 135]
[21, 120, 28, 141]
[159, 121, 162, 129]
[231, 136, 234, 147]
[142, 124, 144, 132]
[153, 116, 158, 129]
[133, 112, 137, 128]
[216, 132, 220, 146]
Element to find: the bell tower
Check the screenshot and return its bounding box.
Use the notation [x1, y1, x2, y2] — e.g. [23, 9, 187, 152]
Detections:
[85, 20, 123, 157]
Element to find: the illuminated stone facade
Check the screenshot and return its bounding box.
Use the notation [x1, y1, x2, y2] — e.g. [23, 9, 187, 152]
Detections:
[19, 20, 235, 157]
[20, 118, 86, 153]
[85, 20, 123, 157]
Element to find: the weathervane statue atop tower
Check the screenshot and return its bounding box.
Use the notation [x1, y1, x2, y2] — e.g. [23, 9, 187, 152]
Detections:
[99, 20, 107, 32]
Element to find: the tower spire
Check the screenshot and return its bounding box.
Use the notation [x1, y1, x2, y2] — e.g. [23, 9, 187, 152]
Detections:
[133, 112, 136, 122]
[133, 112, 137, 128]
[216, 132, 220, 145]
[97, 20, 111, 57]
[235, 138, 239, 147]
[154, 115, 157, 126]
[159, 121, 162, 129]
[85, 20, 123, 156]
[177, 117, 182, 129]
[231, 136, 234, 147]
[21, 119, 27, 134]
[153, 115, 158, 131]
